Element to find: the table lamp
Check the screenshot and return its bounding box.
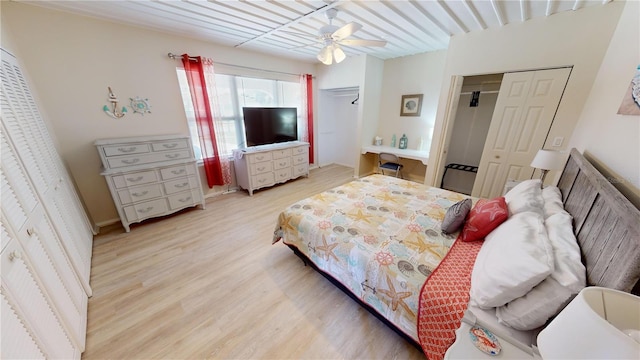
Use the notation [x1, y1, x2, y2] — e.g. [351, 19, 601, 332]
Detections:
[537, 287, 640, 359]
[530, 150, 564, 187]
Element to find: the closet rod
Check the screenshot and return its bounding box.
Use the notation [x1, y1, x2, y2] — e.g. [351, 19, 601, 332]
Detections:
[460, 90, 499, 95]
[167, 52, 304, 77]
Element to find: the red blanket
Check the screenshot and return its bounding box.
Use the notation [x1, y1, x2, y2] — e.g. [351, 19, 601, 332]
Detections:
[417, 237, 483, 360]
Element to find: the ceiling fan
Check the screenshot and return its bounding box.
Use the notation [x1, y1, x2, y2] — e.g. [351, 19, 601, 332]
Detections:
[311, 8, 387, 65]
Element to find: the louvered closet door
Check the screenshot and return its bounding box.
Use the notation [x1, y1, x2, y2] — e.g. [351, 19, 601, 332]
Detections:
[1, 49, 93, 295]
[1, 228, 79, 359]
[2, 131, 88, 350]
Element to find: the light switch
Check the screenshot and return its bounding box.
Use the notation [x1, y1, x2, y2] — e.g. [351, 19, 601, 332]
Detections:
[552, 136, 563, 147]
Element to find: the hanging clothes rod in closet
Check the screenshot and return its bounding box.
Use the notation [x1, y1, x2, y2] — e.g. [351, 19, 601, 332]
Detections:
[460, 90, 499, 95]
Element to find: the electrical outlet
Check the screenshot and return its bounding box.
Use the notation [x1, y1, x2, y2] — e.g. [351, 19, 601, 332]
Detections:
[552, 136, 563, 147]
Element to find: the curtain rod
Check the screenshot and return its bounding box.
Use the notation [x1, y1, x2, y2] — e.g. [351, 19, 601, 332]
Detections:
[167, 52, 304, 77]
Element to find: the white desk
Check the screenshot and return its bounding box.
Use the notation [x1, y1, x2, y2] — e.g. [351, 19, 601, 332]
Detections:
[361, 145, 429, 165]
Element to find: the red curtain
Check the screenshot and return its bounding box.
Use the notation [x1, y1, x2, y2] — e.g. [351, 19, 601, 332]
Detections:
[181, 54, 224, 188]
[304, 74, 314, 164]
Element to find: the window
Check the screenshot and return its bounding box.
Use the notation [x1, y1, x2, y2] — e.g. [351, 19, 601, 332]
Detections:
[176, 70, 302, 160]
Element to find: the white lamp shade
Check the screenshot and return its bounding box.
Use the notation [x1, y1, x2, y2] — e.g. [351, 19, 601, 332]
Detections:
[317, 46, 333, 65]
[537, 287, 640, 359]
[530, 150, 564, 170]
[333, 45, 346, 63]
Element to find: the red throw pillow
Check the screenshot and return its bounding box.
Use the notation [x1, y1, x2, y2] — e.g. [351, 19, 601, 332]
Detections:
[460, 197, 509, 242]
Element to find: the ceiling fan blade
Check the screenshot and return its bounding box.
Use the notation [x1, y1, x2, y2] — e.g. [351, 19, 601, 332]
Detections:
[339, 39, 387, 47]
[332, 22, 362, 40]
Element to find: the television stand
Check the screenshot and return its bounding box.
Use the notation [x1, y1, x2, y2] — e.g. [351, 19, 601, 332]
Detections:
[232, 141, 310, 196]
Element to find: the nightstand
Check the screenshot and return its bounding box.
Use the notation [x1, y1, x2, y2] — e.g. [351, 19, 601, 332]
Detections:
[445, 322, 539, 359]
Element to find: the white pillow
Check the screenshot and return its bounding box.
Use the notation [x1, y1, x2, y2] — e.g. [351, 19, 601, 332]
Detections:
[495, 277, 574, 330]
[470, 211, 554, 308]
[542, 186, 564, 219]
[545, 212, 585, 291]
[495, 212, 586, 330]
[504, 179, 543, 216]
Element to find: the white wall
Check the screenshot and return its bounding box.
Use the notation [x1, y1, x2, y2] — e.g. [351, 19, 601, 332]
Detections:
[1, 2, 316, 226]
[377, 51, 447, 152]
[568, 0, 640, 208]
[426, 2, 625, 187]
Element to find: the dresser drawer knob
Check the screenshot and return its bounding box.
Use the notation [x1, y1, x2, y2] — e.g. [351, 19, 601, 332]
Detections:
[117, 147, 137, 153]
[132, 191, 148, 197]
[165, 153, 181, 159]
[122, 158, 140, 165]
[279, 162, 286, 166]
[171, 169, 185, 175]
[127, 176, 144, 182]
[257, 167, 266, 171]
[137, 207, 153, 214]
[175, 182, 189, 188]
[178, 197, 192, 203]
[163, 143, 178, 149]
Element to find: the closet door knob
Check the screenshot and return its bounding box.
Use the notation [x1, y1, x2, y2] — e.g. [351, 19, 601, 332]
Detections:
[9, 250, 22, 261]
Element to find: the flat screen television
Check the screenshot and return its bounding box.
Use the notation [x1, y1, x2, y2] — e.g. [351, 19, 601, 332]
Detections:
[242, 107, 298, 147]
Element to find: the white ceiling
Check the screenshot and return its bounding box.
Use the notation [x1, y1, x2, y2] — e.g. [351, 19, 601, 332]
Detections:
[18, 0, 612, 64]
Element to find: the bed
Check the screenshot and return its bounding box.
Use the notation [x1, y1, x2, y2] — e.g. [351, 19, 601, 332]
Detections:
[272, 149, 640, 358]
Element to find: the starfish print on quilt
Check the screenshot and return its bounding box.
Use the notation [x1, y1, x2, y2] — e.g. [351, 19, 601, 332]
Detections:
[378, 274, 415, 317]
[316, 235, 339, 262]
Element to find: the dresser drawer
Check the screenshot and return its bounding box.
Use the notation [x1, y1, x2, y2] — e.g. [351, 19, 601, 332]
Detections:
[112, 170, 158, 189]
[292, 153, 307, 165]
[102, 143, 150, 157]
[106, 150, 192, 169]
[274, 168, 292, 182]
[250, 161, 273, 175]
[273, 157, 291, 170]
[160, 163, 197, 180]
[251, 172, 275, 189]
[123, 198, 168, 223]
[151, 139, 189, 152]
[248, 152, 272, 164]
[117, 184, 163, 205]
[163, 176, 199, 195]
[272, 148, 292, 159]
[292, 146, 309, 156]
[167, 190, 202, 210]
[292, 164, 309, 177]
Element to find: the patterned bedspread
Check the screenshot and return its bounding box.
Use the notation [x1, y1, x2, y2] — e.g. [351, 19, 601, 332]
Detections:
[273, 174, 471, 341]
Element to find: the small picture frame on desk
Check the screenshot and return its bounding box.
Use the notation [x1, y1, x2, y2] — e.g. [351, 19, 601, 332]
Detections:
[400, 94, 423, 116]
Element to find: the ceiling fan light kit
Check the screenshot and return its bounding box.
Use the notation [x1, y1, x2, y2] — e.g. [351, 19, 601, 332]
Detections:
[314, 8, 386, 65]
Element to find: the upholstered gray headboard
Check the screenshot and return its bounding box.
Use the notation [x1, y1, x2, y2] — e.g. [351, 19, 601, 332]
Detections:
[557, 149, 640, 295]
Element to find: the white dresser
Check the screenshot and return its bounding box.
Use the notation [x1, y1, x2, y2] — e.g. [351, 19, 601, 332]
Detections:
[95, 135, 206, 232]
[233, 141, 310, 196]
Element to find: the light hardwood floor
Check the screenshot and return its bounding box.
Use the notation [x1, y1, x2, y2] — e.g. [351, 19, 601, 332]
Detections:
[83, 164, 425, 359]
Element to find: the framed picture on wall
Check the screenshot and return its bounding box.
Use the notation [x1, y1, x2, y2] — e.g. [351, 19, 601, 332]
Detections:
[400, 94, 423, 116]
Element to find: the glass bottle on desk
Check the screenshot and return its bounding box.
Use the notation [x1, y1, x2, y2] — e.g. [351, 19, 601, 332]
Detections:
[399, 134, 408, 149]
[391, 134, 396, 147]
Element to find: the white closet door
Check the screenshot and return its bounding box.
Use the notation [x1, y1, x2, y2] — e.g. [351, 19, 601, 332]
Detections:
[2, 131, 87, 349]
[1, 49, 93, 294]
[1, 236, 79, 359]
